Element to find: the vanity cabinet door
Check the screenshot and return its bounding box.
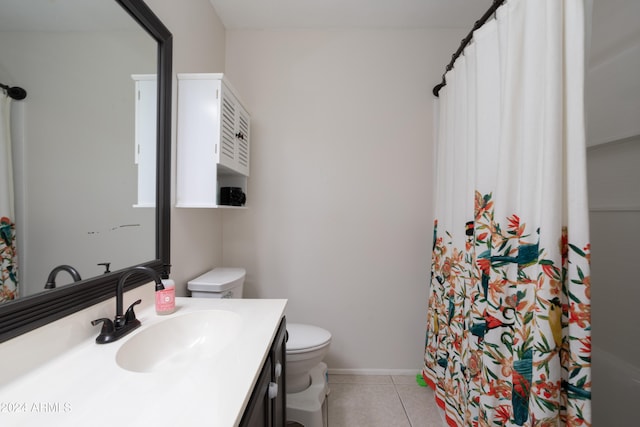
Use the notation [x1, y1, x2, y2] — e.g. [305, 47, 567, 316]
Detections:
[240, 357, 272, 427]
[240, 317, 287, 427]
[271, 318, 287, 427]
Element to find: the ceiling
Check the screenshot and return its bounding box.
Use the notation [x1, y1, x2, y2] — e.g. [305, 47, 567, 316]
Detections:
[208, 0, 494, 30]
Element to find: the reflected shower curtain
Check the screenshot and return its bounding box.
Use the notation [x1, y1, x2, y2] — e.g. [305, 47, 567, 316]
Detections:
[422, 0, 591, 426]
[0, 93, 18, 301]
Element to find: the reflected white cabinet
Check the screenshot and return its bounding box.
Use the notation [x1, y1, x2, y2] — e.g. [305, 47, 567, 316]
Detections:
[177, 73, 250, 208]
[132, 74, 157, 208]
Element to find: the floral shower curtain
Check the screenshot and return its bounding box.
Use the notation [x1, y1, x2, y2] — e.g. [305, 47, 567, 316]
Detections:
[422, 0, 591, 426]
[0, 93, 19, 301]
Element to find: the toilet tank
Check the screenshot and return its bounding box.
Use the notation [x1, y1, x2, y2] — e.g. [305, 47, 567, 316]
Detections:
[187, 268, 246, 299]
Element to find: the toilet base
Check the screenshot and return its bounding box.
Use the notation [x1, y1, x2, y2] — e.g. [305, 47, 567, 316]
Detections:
[287, 362, 329, 427]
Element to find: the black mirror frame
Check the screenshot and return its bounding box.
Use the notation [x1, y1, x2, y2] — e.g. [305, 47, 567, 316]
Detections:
[0, 0, 172, 344]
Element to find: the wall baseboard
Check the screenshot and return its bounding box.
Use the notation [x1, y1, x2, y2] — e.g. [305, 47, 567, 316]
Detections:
[328, 368, 420, 376]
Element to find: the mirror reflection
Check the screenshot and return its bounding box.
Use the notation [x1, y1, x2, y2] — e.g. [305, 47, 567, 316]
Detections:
[0, 0, 158, 301]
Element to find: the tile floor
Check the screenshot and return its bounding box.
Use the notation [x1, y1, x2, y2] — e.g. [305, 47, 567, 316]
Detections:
[326, 374, 445, 427]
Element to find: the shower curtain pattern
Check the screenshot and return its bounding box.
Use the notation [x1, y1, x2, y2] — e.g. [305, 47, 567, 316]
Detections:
[426, 194, 591, 426]
[0, 216, 18, 301]
[422, 0, 591, 426]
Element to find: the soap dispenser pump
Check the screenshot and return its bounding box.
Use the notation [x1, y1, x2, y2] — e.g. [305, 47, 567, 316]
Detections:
[155, 272, 175, 315]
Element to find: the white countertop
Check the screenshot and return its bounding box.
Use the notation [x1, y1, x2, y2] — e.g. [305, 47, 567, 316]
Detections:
[0, 293, 287, 427]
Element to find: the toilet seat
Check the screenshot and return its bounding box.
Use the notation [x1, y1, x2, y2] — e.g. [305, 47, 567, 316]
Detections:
[286, 323, 331, 354]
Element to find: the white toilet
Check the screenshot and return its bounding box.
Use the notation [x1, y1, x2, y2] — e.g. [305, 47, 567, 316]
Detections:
[286, 323, 331, 393]
[187, 267, 245, 299]
[286, 325, 331, 427]
[188, 268, 331, 427]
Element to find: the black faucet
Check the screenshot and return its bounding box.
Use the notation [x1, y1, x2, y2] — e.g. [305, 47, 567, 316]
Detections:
[91, 266, 164, 344]
[44, 265, 82, 289]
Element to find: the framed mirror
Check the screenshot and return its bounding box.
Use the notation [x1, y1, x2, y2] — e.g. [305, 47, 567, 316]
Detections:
[0, 0, 172, 343]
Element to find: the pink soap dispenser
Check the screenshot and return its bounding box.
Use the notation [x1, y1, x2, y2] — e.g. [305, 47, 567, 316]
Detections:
[155, 273, 175, 315]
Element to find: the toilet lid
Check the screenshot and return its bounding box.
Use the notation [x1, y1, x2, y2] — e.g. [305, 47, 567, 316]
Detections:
[187, 268, 246, 292]
[286, 323, 331, 352]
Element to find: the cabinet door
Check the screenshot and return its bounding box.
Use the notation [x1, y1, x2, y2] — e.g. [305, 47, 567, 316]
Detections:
[271, 318, 287, 427]
[219, 85, 250, 177]
[219, 86, 238, 172]
[240, 357, 272, 427]
[176, 77, 221, 207]
[234, 102, 250, 176]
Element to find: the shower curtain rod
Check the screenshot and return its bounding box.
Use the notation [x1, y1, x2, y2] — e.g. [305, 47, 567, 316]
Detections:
[432, 0, 506, 97]
[0, 82, 27, 100]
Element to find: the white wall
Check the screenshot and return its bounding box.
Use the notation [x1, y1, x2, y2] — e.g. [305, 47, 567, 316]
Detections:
[586, 2, 640, 424]
[223, 29, 462, 371]
[587, 136, 640, 426]
[144, 0, 227, 296]
[586, 0, 640, 145]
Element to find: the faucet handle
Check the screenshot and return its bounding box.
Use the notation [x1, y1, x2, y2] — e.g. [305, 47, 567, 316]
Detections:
[91, 318, 115, 334]
[124, 299, 142, 324]
[91, 318, 117, 344]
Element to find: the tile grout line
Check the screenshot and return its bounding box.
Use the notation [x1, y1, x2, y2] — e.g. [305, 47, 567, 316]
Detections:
[393, 379, 414, 427]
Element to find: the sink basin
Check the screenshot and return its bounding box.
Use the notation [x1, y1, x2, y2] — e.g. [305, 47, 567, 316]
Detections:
[116, 310, 242, 373]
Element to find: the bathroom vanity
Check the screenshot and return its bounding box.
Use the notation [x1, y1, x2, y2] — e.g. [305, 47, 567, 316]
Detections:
[0, 285, 287, 426]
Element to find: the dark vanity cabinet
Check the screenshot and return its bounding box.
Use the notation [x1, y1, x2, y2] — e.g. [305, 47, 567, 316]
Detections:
[240, 317, 287, 427]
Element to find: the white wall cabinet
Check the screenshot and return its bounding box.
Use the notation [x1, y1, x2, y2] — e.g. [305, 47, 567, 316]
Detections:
[132, 74, 157, 208]
[177, 73, 250, 208]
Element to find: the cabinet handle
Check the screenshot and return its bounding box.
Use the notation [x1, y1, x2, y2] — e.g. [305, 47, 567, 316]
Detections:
[235, 132, 245, 140]
[275, 362, 282, 379]
[268, 382, 279, 399]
